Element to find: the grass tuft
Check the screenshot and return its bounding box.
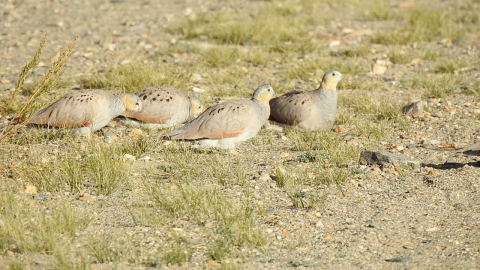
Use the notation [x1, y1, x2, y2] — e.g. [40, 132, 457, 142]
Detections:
[82, 62, 191, 93]
[0, 183, 92, 254]
[145, 182, 266, 250]
[355, 0, 396, 21]
[400, 74, 458, 98]
[371, 3, 477, 45]
[161, 233, 193, 266]
[21, 139, 131, 195]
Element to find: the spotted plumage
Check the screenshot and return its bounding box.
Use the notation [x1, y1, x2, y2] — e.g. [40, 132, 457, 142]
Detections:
[26, 89, 142, 135]
[119, 86, 203, 129]
[269, 70, 343, 131]
[161, 84, 275, 149]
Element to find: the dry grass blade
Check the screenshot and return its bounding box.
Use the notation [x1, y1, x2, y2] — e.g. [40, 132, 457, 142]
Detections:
[0, 34, 77, 144]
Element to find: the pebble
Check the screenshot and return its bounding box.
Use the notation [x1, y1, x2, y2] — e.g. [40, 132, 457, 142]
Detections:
[122, 154, 136, 162]
[192, 86, 206, 93]
[34, 193, 51, 200]
[19, 185, 37, 195]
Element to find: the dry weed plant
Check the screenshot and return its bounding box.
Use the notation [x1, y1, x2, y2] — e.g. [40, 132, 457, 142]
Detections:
[0, 33, 77, 144]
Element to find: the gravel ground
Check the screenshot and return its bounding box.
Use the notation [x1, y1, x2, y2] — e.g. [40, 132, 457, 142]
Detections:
[0, 0, 479, 269]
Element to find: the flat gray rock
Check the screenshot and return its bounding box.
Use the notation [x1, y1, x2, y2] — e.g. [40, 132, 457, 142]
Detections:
[402, 100, 425, 117]
[359, 150, 421, 171]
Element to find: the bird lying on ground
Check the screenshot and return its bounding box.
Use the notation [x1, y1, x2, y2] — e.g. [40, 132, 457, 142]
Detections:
[269, 70, 343, 131]
[25, 89, 142, 136]
[118, 86, 203, 129]
[161, 84, 275, 149]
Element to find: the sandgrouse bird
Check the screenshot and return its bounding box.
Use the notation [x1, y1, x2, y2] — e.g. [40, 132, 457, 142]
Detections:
[269, 70, 343, 131]
[119, 86, 203, 129]
[161, 84, 275, 149]
[26, 89, 142, 136]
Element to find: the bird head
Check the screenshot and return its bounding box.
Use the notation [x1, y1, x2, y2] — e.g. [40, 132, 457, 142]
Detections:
[188, 96, 204, 117]
[252, 84, 275, 104]
[122, 94, 142, 112]
[321, 70, 344, 91]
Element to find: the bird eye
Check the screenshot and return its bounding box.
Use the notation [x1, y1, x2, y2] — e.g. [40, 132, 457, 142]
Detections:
[332, 73, 335, 76]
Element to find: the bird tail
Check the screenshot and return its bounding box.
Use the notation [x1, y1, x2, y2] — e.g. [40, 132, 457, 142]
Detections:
[160, 128, 186, 140]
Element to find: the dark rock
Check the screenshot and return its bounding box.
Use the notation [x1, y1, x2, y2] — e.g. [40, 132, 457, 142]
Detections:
[359, 150, 420, 171]
[453, 203, 467, 211]
[385, 257, 413, 263]
[402, 100, 425, 117]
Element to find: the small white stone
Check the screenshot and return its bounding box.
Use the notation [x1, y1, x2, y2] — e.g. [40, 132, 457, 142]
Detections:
[122, 154, 136, 162]
[192, 86, 206, 93]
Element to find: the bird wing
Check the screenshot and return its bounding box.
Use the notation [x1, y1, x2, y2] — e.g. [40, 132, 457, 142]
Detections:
[26, 91, 109, 127]
[164, 100, 256, 140]
[123, 87, 192, 124]
[269, 90, 316, 126]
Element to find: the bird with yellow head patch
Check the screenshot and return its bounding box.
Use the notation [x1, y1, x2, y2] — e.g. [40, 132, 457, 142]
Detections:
[269, 70, 343, 131]
[162, 84, 275, 149]
[118, 86, 203, 129]
[26, 89, 142, 136]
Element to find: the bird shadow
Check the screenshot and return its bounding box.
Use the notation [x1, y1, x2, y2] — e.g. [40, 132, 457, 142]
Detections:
[422, 160, 480, 170]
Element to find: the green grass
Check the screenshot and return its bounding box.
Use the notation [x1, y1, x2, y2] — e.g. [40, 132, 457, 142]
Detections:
[0, 183, 92, 254]
[354, 0, 396, 21]
[168, 0, 330, 53]
[87, 236, 139, 264]
[339, 94, 406, 121]
[371, 3, 478, 45]
[434, 59, 471, 74]
[21, 138, 131, 195]
[400, 74, 459, 98]
[199, 47, 243, 68]
[82, 62, 191, 93]
[158, 147, 250, 186]
[338, 94, 409, 135]
[144, 182, 266, 253]
[161, 233, 193, 266]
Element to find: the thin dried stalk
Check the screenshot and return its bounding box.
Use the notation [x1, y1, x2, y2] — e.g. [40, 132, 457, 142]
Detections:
[0, 34, 77, 144]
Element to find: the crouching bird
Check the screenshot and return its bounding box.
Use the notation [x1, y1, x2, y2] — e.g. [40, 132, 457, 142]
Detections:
[269, 70, 343, 131]
[118, 86, 203, 129]
[25, 89, 142, 136]
[161, 84, 275, 150]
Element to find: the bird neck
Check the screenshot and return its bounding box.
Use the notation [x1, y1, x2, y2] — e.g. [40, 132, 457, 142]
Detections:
[253, 99, 271, 122]
[110, 93, 128, 116]
[319, 81, 337, 92]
